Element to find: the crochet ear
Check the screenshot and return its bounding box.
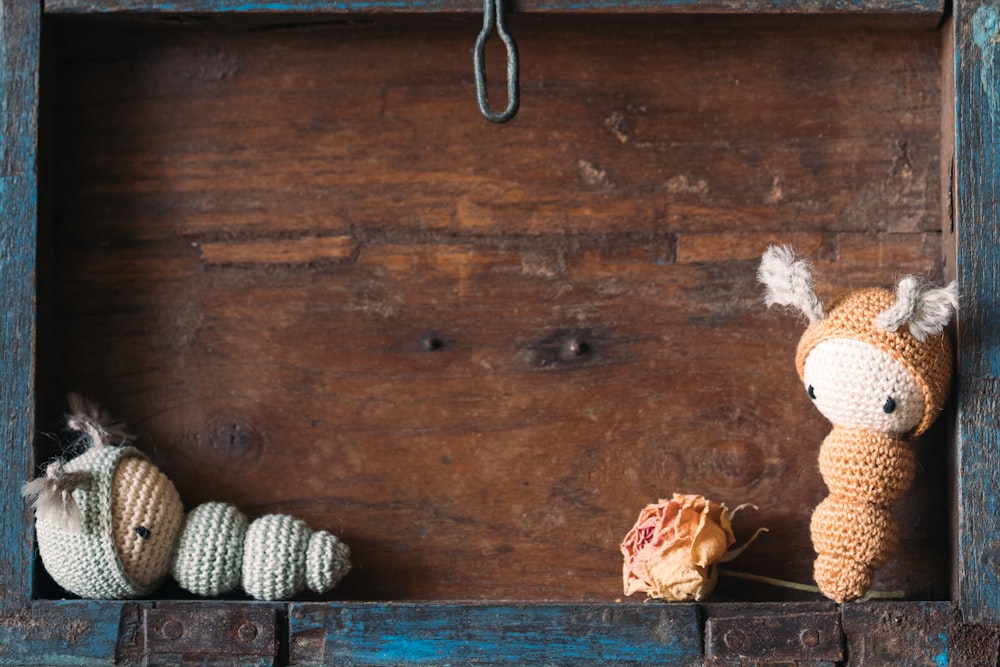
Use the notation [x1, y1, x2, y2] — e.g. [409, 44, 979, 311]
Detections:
[22, 461, 91, 533]
[66, 393, 132, 450]
[757, 245, 825, 325]
[876, 277, 958, 342]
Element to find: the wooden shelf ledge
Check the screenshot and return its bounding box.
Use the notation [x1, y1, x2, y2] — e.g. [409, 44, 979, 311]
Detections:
[43, 0, 946, 16]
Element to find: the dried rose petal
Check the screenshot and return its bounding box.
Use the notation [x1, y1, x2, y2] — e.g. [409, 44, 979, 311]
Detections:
[620, 494, 737, 601]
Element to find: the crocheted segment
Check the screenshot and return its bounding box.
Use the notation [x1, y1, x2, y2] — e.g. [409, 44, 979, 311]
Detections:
[35, 445, 148, 598]
[305, 531, 351, 594]
[817, 428, 915, 506]
[171, 502, 249, 596]
[812, 553, 876, 604]
[796, 288, 953, 437]
[811, 494, 899, 570]
[242, 514, 311, 600]
[240, 514, 352, 600]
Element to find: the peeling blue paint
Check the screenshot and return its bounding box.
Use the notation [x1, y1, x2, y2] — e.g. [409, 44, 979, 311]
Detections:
[973, 5, 1000, 116]
[0, 601, 125, 665]
[934, 632, 948, 667]
[289, 603, 704, 666]
[973, 5, 999, 49]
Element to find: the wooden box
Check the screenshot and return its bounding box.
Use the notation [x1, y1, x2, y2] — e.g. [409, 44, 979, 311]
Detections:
[2, 0, 999, 664]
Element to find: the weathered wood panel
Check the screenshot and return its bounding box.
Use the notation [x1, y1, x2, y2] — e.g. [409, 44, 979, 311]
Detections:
[950, 619, 1000, 667]
[954, 0, 1000, 625]
[0, 0, 40, 615]
[43, 0, 946, 16]
[702, 601, 841, 664]
[0, 601, 124, 666]
[841, 601, 954, 666]
[38, 15, 947, 601]
[287, 602, 702, 666]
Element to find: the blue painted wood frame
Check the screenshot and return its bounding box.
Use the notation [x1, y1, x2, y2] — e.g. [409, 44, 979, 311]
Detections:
[0, 0, 40, 619]
[0, 0, 994, 663]
[43, 0, 945, 15]
[0, 601, 126, 666]
[287, 602, 704, 666]
[955, 0, 1000, 626]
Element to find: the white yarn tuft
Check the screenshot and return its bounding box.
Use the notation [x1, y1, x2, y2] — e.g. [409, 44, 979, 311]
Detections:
[876, 277, 958, 342]
[66, 393, 132, 450]
[22, 461, 89, 533]
[757, 245, 825, 324]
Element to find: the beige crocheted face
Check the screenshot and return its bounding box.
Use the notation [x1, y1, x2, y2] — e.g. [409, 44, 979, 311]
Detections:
[802, 337, 924, 434]
[111, 456, 185, 589]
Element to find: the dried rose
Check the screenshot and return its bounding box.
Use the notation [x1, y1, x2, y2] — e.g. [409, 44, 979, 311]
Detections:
[620, 493, 738, 602]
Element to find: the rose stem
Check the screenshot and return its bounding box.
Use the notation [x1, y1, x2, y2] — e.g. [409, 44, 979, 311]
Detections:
[718, 569, 904, 601]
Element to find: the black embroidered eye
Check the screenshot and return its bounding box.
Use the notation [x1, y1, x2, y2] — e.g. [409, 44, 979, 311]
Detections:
[883, 397, 896, 414]
[135, 526, 151, 540]
[807, 385, 816, 400]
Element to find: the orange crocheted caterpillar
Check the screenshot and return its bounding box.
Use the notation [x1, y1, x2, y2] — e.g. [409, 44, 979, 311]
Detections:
[758, 246, 957, 602]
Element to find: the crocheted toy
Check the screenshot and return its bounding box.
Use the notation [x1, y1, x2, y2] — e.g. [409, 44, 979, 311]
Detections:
[23, 396, 351, 600]
[758, 246, 956, 603]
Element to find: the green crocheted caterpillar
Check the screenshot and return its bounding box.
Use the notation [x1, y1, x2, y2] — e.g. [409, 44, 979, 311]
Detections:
[23, 396, 351, 600]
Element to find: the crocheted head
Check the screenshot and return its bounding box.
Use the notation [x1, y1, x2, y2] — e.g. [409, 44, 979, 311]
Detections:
[758, 245, 957, 602]
[759, 245, 956, 438]
[24, 395, 350, 600]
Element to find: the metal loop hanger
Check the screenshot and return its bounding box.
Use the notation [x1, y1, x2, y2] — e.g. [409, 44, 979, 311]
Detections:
[473, 0, 519, 123]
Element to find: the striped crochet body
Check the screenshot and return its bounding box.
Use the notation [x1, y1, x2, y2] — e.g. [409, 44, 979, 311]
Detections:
[810, 426, 915, 602]
[171, 502, 351, 600]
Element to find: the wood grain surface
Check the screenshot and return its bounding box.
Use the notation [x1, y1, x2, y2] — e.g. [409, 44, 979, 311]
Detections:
[953, 0, 1000, 625]
[38, 14, 948, 601]
[0, 0, 40, 615]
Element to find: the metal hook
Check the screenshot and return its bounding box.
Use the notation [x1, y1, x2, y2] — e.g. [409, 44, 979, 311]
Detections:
[473, 0, 519, 123]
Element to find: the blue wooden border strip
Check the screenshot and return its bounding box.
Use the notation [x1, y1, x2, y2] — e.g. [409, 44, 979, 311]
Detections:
[0, 0, 39, 615]
[955, 0, 1000, 626]
[1, 0, 41, 177]
[43, 0, 944, 15]
[288, 602, 702, 666]
[0, 601, 125, 666]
